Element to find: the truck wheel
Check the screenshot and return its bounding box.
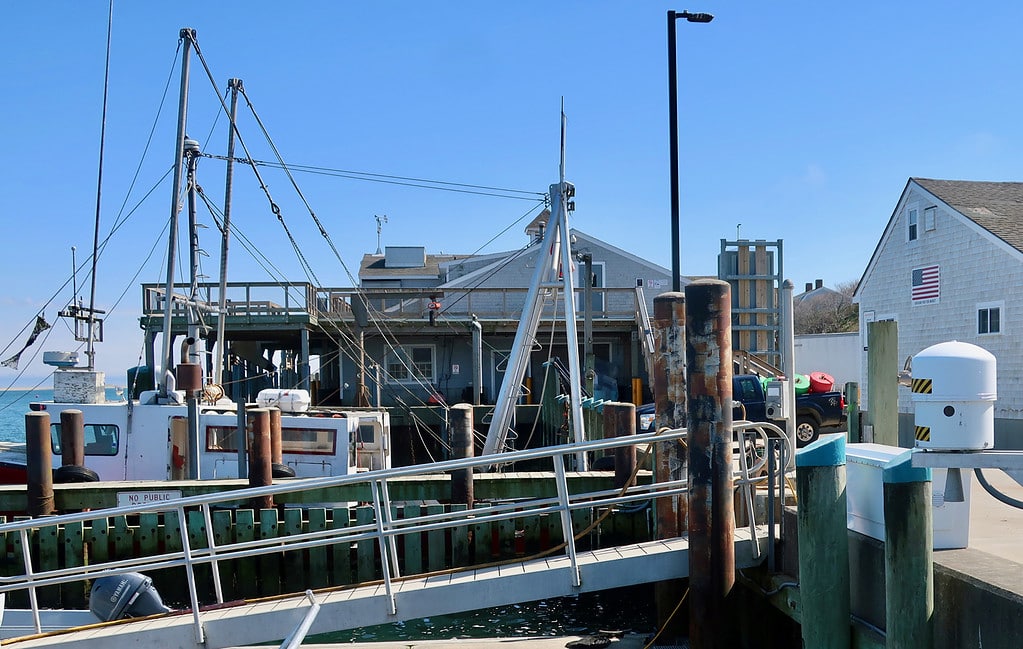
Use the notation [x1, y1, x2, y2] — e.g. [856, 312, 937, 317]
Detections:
[795, 416, 820, 447]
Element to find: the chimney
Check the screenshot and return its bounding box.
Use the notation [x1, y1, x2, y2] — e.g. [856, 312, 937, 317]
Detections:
[805, 282, 813, 293]
[815, 279, 823, 289]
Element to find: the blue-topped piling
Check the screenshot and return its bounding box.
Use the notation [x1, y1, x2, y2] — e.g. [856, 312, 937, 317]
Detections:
[883, 450, 933, 649]
[796, 433, 851, 649]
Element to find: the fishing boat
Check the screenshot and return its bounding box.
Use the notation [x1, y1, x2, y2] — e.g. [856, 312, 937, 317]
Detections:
[0, 27, 392, 487]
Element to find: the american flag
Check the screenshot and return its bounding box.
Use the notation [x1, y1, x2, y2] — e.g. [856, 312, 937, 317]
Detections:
[912, 265, 940, 303]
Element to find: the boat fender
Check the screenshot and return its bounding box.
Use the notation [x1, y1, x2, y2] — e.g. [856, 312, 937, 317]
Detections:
[271, 463, 296, 478]
[54, 465, 100, 483]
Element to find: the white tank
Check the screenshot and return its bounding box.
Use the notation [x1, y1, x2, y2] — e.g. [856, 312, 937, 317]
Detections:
[911, 341, 996, 450]
[256, 389, 311, 413]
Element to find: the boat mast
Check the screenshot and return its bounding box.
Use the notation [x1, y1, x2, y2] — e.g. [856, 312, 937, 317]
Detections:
[213, 79, 242, 388]
[158, 28, 196, 399]
[481, 106, 587, 469]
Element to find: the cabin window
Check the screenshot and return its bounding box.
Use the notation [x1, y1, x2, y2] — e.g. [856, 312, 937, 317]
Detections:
[907, 208, 918, 241]
[977, 302, 1003, 335]
[924, 206, 937, 231]
[205, 425, 337, 455]
[51, 423, 119, 456]
[385, 345, 435, 383]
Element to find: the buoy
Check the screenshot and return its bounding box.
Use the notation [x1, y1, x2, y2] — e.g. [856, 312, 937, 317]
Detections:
[794, 374, 811, 395]
[808, 371, 835, 393]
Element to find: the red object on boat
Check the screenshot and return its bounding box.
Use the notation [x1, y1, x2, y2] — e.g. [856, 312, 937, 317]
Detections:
[809, 371, 835, 393]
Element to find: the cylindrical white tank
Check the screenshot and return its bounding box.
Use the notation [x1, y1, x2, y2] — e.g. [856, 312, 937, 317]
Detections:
[911, 341, 996, 450]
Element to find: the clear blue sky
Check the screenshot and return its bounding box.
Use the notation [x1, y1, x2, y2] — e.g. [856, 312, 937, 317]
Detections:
[3, 1, 1022, 386]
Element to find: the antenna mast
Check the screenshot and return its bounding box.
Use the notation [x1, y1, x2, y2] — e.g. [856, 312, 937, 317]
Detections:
[375, 215, 388, 254]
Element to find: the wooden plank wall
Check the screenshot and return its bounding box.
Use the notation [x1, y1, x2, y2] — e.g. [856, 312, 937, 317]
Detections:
[0, 505, 650, 608]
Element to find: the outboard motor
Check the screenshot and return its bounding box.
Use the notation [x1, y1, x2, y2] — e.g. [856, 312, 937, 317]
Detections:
[89, 572, 172, 621]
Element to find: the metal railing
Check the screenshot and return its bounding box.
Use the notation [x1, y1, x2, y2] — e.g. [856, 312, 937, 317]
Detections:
[0, 422, 790, 644]
[0, 428, 686, 644]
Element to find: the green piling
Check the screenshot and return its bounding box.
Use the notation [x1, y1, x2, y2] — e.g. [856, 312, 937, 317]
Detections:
[883, 450, 933, 649]
[796, 433, 850, 649]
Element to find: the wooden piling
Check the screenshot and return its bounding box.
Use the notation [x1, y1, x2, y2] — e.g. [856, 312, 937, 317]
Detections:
[59, 409, 84, 467]
[247, 408, 273, 509]
[603, 402, 636, 489]
[796, 433, 850, 649]
[866, 320, 899, 446]
[883, 450, 933, 649]
[25, 411, 54, 517]
[685, 279, 735, 649]
[450, 403, 474, 507]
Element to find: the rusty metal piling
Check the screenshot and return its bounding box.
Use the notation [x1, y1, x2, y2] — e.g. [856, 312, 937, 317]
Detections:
[651, 292, 689, 639]
[247, 408, 273, 509]
[25, 411, 54, 517]
[450, 403, 474, 507]
[602, 402, 636, 489]
[59, 409, 85, 468]
[685, 279, 735, 649]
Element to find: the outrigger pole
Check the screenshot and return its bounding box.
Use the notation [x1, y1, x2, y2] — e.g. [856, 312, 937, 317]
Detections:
[481, 107, 587, 469]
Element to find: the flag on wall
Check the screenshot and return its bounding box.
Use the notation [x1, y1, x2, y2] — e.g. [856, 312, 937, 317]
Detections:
[911, 265, 940, 305]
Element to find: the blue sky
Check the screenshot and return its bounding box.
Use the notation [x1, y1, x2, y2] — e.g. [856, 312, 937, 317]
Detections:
[3, 0, 1023, 386]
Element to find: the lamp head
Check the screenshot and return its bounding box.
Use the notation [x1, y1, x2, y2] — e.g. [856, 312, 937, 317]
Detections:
[679, 11, 714, 23]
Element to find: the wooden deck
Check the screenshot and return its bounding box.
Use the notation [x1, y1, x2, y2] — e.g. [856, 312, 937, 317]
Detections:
[4, 528, 769, 649]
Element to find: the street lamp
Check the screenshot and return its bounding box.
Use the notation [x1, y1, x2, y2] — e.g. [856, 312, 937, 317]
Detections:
[668, 9, 713, 292]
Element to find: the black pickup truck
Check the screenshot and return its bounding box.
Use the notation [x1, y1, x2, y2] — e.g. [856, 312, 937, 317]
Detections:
[636, 374, 846, 447]
[734, 374, 845, 446]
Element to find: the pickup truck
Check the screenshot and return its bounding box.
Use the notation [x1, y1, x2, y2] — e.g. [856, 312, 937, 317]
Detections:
[635, 374, 846, 447]
[733, 374, 845, 447]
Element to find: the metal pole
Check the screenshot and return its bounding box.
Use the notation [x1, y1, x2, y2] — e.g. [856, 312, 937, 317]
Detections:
[668, 11, 681, 292]
[471, 316, 483, 405]
[185, 139, 202, 371]
[685, 279, 735, 649]
[780, 279, 797, 464]
[159, 28, 195, 397]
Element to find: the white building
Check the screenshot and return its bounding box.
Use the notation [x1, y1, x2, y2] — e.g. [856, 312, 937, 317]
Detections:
[853, 178, 1023, 448]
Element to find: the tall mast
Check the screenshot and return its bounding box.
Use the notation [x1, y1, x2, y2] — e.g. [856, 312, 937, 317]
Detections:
[158, 28, 196, 398]
[213, 79, 242, 386]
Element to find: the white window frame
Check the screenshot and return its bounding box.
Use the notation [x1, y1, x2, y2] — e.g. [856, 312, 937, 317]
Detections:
[924, 205, 937, 232]
[907, 206, 919, 242]
[384, 344, 436, 383]
[977, 301, 1004, 336]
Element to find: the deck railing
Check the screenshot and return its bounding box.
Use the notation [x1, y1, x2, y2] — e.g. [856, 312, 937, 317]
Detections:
[140, 282, 645, 322]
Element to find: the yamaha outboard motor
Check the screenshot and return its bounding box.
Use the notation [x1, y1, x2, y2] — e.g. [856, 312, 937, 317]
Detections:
[89, 572, 172, 621]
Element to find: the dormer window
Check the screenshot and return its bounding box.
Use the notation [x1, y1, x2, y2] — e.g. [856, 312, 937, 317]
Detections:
[908, 208, 918, 241]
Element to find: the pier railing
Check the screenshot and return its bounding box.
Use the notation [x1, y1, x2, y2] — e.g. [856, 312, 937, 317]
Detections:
[0, 422, 788, 644]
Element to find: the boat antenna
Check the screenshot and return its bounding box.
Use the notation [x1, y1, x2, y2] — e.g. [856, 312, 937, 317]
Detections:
[158, 27, 197, 398]
[71, 246, 78, 305]
[375, 214, 388, 254]
[84, 0, 115, 371]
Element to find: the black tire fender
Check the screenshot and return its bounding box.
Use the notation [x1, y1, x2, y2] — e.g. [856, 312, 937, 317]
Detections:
[271, 462, 296, 478]
[54, 465, 101, 483]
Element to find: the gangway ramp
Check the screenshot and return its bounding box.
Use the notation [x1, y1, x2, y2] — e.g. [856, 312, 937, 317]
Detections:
[7, 529, 767, 649]
[1, 426, 786, 648]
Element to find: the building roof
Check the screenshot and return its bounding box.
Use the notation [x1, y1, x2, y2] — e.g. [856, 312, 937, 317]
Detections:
[854, 177, 1023, 301]
[913, 177, 1023, 254]
[359, 253, 471, 280]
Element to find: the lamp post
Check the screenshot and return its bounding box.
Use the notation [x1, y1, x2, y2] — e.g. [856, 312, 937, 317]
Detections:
[668, 9, 713, 292]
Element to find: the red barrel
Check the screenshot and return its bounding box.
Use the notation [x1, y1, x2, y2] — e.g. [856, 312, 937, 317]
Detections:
[809, 371, 835, 393]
